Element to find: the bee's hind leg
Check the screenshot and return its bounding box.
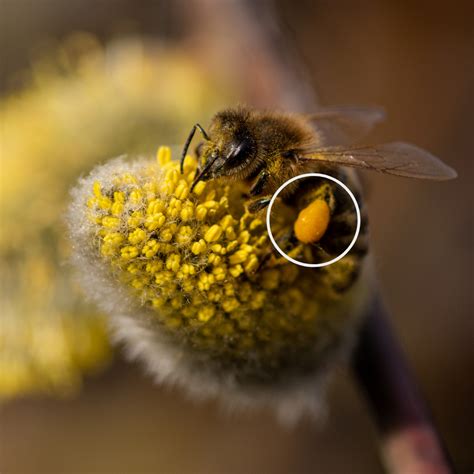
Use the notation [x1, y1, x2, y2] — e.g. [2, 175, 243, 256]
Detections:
[256, 229, 304, 270]
[255, 229, 291, 272]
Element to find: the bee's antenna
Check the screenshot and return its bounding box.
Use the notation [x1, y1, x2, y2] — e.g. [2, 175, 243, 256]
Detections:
[180, 124, 210, 174]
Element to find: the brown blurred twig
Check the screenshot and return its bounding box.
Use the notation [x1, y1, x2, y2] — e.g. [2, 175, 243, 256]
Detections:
[186, 0, 453, 472]
[352, 295, 453, 473]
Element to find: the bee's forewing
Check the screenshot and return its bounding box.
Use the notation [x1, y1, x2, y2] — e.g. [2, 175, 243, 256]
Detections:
[306, 106, 386, 146]
[298, 142, 457, 180]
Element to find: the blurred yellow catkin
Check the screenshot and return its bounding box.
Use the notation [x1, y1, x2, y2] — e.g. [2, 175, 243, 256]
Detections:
[0, 33, 231, 399]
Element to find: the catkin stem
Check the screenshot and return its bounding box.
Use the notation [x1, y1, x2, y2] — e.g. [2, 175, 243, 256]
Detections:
[352, 295, 453, 473]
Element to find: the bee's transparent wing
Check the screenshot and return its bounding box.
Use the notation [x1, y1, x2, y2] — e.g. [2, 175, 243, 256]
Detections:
[298, 142, 457, 180]
[306, 106, 386, 146]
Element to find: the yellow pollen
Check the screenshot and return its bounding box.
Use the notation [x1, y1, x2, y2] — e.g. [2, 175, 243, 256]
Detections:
[192, 181, 207, 196]
[198, 305, 215, 322]
[157, 146, 171, 166]
[204, 224, 223, 243]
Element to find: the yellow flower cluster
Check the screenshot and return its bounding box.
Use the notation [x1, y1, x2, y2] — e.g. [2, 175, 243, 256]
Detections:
[0, 34, 231, 399]
[86, 147, 361, 380]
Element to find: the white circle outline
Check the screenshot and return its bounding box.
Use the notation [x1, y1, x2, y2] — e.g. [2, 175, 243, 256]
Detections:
[266, 173, 361, 268]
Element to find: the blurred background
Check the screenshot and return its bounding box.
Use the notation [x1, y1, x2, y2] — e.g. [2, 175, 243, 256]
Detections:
[0, 0, 472, 472]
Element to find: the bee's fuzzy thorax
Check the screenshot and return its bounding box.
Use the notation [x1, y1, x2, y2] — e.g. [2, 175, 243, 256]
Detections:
[67, 147, 373, 423]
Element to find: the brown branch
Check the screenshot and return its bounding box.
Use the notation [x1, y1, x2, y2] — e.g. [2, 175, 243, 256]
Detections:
[352, 295, 453, 473]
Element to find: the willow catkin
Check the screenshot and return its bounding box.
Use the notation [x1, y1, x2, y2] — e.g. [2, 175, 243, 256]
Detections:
[68, 146, 373, 423]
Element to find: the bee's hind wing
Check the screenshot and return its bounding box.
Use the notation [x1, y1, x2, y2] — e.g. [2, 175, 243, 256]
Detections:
[297, 142, 457, 180]
[306, 106, 385, 146]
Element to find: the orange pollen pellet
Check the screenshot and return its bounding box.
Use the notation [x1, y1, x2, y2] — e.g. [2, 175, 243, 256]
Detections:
[294, 199, 331, 244]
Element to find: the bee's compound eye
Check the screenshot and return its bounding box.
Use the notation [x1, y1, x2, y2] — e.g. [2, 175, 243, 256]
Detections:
[226, 139, 251, 166]
[294, 200, 330, 244]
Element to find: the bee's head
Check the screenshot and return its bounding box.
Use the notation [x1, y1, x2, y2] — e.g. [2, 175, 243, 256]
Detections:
[201, 137, 256, 178]
[184, 108, 258, 191]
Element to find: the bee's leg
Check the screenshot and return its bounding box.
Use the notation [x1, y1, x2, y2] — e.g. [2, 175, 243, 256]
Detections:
[298, 182, 336, 212]
[247, 196, 272, 213]
[256, 230, 290, 271]
[249, 170, 269, 196]
[257, 230, 303, 270]
[256, 249, 274, 272]
[275, 230, 306, 263]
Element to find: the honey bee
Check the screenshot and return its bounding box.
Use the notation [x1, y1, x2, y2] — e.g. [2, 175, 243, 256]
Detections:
[180, 106, 456, 262]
